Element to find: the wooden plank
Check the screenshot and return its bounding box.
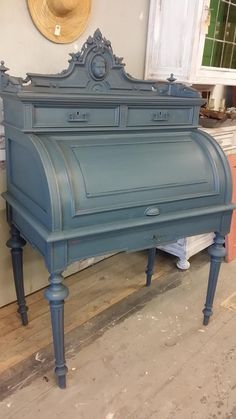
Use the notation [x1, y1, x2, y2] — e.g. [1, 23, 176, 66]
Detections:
[0, 251, 173, 375]
[0, 249, 182, 401]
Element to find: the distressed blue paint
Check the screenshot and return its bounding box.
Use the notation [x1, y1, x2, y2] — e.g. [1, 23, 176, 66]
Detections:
[0, 29, 235, 388]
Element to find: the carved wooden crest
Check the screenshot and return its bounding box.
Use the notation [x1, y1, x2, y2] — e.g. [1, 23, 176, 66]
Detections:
[0, 29, 200, 98]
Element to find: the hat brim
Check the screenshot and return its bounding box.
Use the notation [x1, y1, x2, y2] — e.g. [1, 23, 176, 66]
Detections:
[27, 0, 91, 44]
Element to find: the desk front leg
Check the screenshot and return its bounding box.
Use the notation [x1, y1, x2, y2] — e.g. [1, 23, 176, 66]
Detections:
[45, 272, 69, 389]
[203, 233, 226, 326]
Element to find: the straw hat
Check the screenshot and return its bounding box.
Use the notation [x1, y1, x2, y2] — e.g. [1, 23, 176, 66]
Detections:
[27, 0, 91, 44]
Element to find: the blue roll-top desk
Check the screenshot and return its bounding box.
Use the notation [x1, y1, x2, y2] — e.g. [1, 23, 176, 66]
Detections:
[0, 29, 235, 388]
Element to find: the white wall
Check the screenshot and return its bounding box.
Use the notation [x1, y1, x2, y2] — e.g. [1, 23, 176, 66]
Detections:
[0, 0, 148, 78]
[0, 0, 150, 307]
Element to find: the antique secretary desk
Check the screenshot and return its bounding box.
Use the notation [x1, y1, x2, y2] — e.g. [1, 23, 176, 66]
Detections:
[0, 30, 235, 388]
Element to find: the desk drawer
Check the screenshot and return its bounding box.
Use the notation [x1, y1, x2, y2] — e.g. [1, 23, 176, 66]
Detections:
[127, 107, 194, 127]
[33, 106, 120, 128]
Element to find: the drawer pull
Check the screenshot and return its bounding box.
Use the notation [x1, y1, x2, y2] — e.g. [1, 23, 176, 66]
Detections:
[152, 111, 169, 122]
[145, 207, 160, 216]
[152, 235, 161, 243]
[68, 111, 88, 122]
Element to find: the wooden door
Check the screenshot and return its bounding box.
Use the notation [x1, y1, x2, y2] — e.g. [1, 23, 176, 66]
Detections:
[226, 154, 236, 262]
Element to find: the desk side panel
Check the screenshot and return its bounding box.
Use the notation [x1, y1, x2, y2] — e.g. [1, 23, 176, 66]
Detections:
[4, 127, 61, 231]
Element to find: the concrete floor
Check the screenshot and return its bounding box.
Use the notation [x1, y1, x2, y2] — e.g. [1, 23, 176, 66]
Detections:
[0, 251, 236, 419]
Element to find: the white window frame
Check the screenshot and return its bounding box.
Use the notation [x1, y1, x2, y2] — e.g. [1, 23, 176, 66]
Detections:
[145, 0, 236, 85]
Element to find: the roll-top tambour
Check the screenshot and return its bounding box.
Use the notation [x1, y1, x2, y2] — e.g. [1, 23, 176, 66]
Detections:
[5, 128, 232, 232]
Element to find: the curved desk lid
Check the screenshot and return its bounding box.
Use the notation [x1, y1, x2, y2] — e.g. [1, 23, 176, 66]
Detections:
[32, 128, 231, 230]
[4, 129, 232, 232]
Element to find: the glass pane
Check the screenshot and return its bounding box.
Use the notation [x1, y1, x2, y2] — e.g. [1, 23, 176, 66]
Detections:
[211, 41, 223, 66]
[225, 4, 236, 41]
[202, 39, 214, 66]
[215, 1, 228, 40]
[222, 43, 233, 67]
[231, 45, 236, 68]
[202, 0, 236, 69]
[208, 0, 219, 37]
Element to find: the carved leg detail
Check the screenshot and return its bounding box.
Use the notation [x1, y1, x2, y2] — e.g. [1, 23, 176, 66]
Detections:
[45, 273, 69, 389]
[6, 225, 28, 326]
[203, 233, 226, 326]
[145, 248, 156, 287]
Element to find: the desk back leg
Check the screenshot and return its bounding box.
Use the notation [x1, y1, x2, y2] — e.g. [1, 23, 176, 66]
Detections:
[203, 233, 226, 326]
[6, 225, 28, 326]
[146, 248, 156, 287]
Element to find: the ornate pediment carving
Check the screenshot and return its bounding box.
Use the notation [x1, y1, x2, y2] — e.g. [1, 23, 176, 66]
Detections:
[0, 30, 201, 98]
[69, 29, 124, 68]
[0, 61, 25, 92]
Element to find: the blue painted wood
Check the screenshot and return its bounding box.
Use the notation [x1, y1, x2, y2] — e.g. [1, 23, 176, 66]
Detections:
[203, 233, 226, 325]
[0, 29, 235, 388]
[6, 224, 28, 326]
[145, 248, 156, 287]
[44, 273, 69, 388]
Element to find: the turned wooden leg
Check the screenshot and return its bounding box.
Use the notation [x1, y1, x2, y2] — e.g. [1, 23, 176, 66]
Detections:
[45, 273, 69, 389]
[203, 233, 226, 326]
[176, 258, 190, 270]
[145, 248, 156, 287]
[6, 225, 28, 326]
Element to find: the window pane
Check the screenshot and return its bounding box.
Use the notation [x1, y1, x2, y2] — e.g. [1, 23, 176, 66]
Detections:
[215, 1, 228, 40]
[211, 41, 223, 67]
[222, 43, 233, 67]
[202, 39, 214, 66]
[231, 45, 236, 68]
[208, 0, 219, 37]
[225, 5, 236, 41]
[202, 0, 236, 69]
